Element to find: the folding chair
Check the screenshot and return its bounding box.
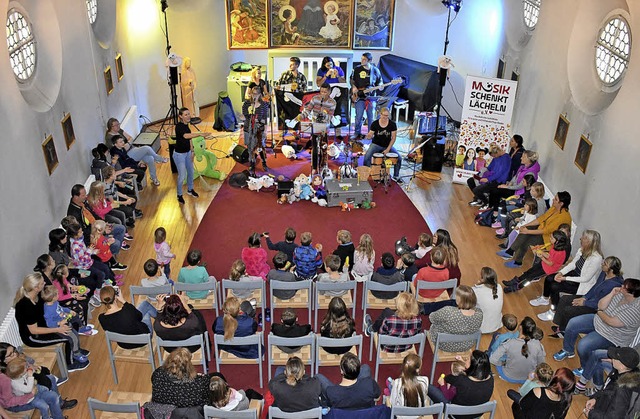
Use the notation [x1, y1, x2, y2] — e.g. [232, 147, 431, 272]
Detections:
[104, 331, 156, 384]
[269, 279, 313, 325]
[156, 333, 209, 373]
[214, 331, 264, 388]
[315, 334, 363, 375]
[174, 277, 219, 316]
[314, 281, 357, 330]
[87, 395, 143, 419]
[23, 343, 68, 383]
[428, 331, 481, 382]
[361, 281, 408, 321]
[129, 284, 173, 307]
[267, 333, 315, 380]
[268, 406, 323, 419]
[5, 410, 33, 419]
[371, 332, 426, 381]
[391, 403, 445, 418]
[204, 404, 259, 419]
[222, 279, 266, 327]
[444, 400, 497, 419]
[413, 277, 458, 303]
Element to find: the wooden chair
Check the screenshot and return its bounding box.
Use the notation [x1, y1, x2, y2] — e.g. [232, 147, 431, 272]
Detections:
[22, 343, 68, 383]
[428, 331, 481, 382]
[104, 331, 156, 384]
[370, 332, 427, 380]
[214, 331, 264, 388]
[413, 276, 458, 303]
[222, 279, 266, 327]
[156, 333, 209, 373]
[443, 400, 497, 419]
[6, 410, 34, 419]
[129, 284, 173, 307]
[269, 279, 313, 325]
[315, 334, 363, 375]
[87, 390, 151, 419]
[174, 277, 219, 316]
[361, 281, 408, 321]
[313, 281, 357, 330]
[203, 400, 263, 418]
[390, 403, 445, 418]
[268, 406, 322, 419]
[267, 333, 315, 380]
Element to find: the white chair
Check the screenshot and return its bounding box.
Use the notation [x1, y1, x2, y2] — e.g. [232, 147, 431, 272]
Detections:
[129, 284, 173, 306]
[391, 403, 445, 418]
[174, 277, 219, 316]
[444, 400, 497, 419]
[222, 279, 266, 326]
[104, 331, 156, 384]
[156, 333, 209, 373]
[413, 277, 458, 303]
[214, 331, 264, 388]
[268, 406, 322, 419]
[361, 281, 408, 321]
[204, 403, 261, 419]
[269, 279, 313, 325]
[267, 333, 315, 380]
[370, 332, 427, 381]
[313, 281, 357, 330]
[429, 331, 481, 382]
[87, 396, 142, 419]
[315, 334, 363, 375]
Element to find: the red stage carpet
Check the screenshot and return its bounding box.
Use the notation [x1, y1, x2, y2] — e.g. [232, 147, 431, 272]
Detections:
[190, 150, 458, 392]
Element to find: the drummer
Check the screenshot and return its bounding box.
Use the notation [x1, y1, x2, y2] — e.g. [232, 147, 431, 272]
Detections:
[363, 108, 403, 183]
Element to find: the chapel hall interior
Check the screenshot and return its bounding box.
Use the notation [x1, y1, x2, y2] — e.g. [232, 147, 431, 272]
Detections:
[0, 1, 639, 418]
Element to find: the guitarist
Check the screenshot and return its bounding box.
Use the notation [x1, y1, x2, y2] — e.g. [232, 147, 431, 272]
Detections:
[350, 52, 383, 141]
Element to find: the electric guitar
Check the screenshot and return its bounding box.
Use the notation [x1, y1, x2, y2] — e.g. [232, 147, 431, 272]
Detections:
[351, 77, 404, 103]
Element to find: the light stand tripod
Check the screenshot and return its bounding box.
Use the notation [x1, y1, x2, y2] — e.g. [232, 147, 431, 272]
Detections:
[157, 0, 180, 138]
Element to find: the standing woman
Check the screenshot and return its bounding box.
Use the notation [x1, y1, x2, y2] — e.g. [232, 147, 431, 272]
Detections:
[473, 267, 504, 334]
[175, 107, 209, 204]
[245, 66, 268, 99]
[507, 134, 525, 179]
[512, 367, 575, 419]
[242, 83, 270, 176]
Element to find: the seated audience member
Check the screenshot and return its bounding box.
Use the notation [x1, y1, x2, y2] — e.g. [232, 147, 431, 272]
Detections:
[292, 232, 323, 280]
[550, 256, 623, 337]
[319, 297, 356, 355]
[500, 198, 538, 251]
[397, 252, 418, 282]
[496, 179, 546, 239]
[503, 230, 569, 293]
[317, 255, 350, 296]
[467, 145, 511, 207]
[512, 367, 575, 419]
[552, 279, 640, 370]
[490, 317, 546, 383]
[271, 308, 312, 353]
[428, 285, 483, 352]
[433, 359, 467, 401]
[423, 229, 460, 280]
[472, 267, 503, 334]
[102, 166, 139, 223]
[264, 228, 298, 263]
[178, 249, 210, 299]
[508, 362, 554, 402]
[268, 356, 322, 413]
[110, 134, 167, 186]
[412, 247, 449, 299]
[213, 297, 260, 359]
[267, 252, 297, 300]
[98, 286, 157, 348]
[487, 150, 540, 210]
[389, 354, 430, 411]
[317, 352, 381, 410]
[90, 220, 126, 275]
[364, 292, 422, 353]
[487, 313, 519, 358]
[352, 233, 375, 282]
[208, 375, 250, 412]
[33, 254, 55, 287]
[50, 263, 90, 325]
[66, 219, 115, 284]
[227, 259, 262, 300]
[154, 294, 208, 353]
[86, 180, 129, 227]
[41, 285, 88, 362]
[332, 229, 355, 272]
[412, 233, 433, 262]
[530, 230, 603, 322]
[428, 350, 494, 412]
[14, 273, 88, 372]
[370, 252, 404, 299]
[141, 259, 172, 296]
[151, 348, 210, 409]
[241, 233, 270, 280]
[499, 191, 572, 268]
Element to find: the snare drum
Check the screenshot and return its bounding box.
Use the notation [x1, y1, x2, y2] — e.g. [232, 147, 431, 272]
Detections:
[384, 152, 399, 168]
[372, 153, 385, 165]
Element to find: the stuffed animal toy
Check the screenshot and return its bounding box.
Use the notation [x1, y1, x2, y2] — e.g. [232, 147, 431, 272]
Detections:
[247, 175, 275, 191]
[191, 136, 227, 181]
[311, 174, 327, 200]
[287, 188, 298, 204]
[278, 194, 288, 204]
[281, 144, 297, 159]
[299, 183, 313, 200]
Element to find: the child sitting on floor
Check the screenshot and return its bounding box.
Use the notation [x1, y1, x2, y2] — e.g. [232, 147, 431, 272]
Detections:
[332, 229, 355, 273]
[396, 252, 418, 282]
[487, 313, 519, 358]
[435, 359, 467, 401]
[292, 232, 323, 280]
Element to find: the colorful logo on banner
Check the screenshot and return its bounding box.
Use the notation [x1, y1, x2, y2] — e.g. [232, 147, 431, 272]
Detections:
[453, 76, 518, 184]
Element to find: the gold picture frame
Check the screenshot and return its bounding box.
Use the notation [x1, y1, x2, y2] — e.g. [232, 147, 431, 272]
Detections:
[104, 66, 114, 95]
[225, 0, 269, 49]
[42, 135, 58, 175]
[115, 53, 124, 81]
[353, 0, 396, 50]
[574, 135, 592, 174]
[61, 113, 75, 150]
[554, 114, 570, 150]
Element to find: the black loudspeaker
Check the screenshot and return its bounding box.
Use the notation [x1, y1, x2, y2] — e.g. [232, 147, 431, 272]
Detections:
[231, 144, 249, 163]
[169, 66, 178, 86]
[421, 136, 445, 172]
[277, 181, 294, 197]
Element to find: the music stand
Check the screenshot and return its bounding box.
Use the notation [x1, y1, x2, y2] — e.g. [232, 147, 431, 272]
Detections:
[401, 136, 433, 191]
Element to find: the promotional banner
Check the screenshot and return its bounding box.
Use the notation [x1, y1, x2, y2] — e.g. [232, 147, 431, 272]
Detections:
[453, 76, 518, 184]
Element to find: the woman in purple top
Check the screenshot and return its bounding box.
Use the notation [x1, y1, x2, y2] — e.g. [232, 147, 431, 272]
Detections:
[487, 150, 541, 210]
[315, 57, 346, 86]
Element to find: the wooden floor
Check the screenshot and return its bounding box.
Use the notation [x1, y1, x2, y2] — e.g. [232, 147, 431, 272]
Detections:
[63, 107, 587, 418]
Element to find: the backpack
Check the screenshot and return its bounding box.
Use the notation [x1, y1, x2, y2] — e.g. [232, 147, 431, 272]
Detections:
[474, 208, 494, 227]
[213, 91, 238, 132]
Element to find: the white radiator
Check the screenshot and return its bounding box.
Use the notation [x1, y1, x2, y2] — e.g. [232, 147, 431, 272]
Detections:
[120, 105, 139, 137]
[0, 308, 24, 348]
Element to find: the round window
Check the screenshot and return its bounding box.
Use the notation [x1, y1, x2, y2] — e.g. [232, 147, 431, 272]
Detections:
[595, 15, 631, 86]
[523, 0, 541, 29]
[6, 8, 36, 81]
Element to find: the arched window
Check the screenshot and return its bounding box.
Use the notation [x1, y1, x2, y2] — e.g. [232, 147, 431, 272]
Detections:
[86, 0, 98, 25]
[595, 16, 631, 86]
[6, 8, 36, 81]
[523, 0, 541, 29]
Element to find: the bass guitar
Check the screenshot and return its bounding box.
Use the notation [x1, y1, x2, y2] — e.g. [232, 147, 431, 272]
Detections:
[351, 77, 404, 103]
